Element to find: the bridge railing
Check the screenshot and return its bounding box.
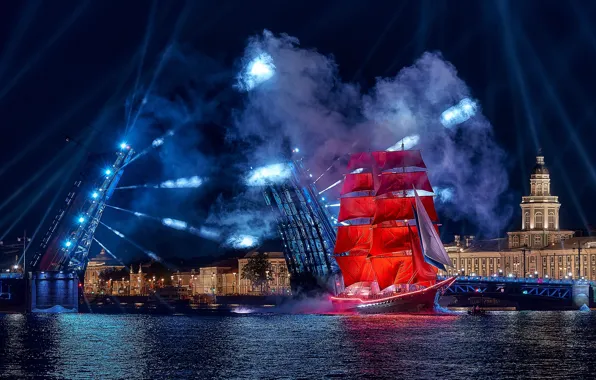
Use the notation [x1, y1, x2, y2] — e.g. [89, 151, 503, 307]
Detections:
[438, 275, 589, 285]
[0, 273, 23, 279]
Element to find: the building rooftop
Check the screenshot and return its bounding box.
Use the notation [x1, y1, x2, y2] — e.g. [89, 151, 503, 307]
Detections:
[463, 238, 510, 253]
[536, 236, 596, 251]
[243, 251, 285, 259]
[87, 249, 123, 267]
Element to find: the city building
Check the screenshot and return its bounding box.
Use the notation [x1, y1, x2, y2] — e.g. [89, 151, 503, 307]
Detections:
[129, 264, 147, 296]
[507, 151, 574, 248]
[84, 249, 125, 294]
[191, 259, 238, 296]
[238, 251, 291, 295]
[440, 152, 596, 280]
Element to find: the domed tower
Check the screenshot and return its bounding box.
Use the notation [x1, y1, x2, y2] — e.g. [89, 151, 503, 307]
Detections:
[508, 151, 574, 248]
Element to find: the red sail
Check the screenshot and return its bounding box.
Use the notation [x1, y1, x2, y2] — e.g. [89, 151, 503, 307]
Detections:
[370, 256, 410, 290]
[409, 226, 438, 283]
[333, 225, 372, 253]
[373, 196, 438, 224]
[340, 173, 374, 195]
[370, 226, 418, 256]
[376, 172, 432, 196]
[335, 254, 374, 287]
[372, 151, 426, 171]
[347, 152, 373, 171]
[338, 196, 375, 222]
[394, 259, 414, 284]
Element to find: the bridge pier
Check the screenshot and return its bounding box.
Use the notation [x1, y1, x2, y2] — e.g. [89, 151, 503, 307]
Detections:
[29, 271, 79, 313]
[572, 283, 590, 309]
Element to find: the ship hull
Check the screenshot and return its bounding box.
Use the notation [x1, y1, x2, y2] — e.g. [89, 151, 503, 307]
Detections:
[330, 277, 456, 313]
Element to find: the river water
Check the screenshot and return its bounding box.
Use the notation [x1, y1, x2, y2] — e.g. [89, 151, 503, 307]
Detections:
[1, 311, 595, 379]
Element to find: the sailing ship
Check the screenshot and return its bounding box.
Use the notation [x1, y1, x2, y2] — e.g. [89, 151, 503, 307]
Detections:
[330, 149, 455, 313]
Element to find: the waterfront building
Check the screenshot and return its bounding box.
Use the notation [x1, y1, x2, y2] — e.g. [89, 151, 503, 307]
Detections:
[191, 260, 237, 296]
[441, 235, 596, 280]
[238, 251, 291, 295]
[172, 270, 197, 292]
[507, 152, 574, 248]
[129, 264, 146, 296]
[440, 152, 596, 280]
[84, 249, 124, 294]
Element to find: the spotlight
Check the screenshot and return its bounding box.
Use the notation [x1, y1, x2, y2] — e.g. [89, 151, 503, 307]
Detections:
[92, 192, 99, 199]
[120, 142, 127, 149]
[78, 217, 85, 223]
[65, 241, 72, 247]
[105, 169, 112, 175]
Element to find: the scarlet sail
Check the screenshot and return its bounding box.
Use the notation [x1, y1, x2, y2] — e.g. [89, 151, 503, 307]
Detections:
[373, 196, 437, 224]
[376, 171, 433, 196]
[341, 173, 374, 195]
[335, 254, 374, 287]
[332, 148, 453, 301]
[372, 150, 426, 171]
[337, 196, 375, 222]
[334, 225, 372, 253]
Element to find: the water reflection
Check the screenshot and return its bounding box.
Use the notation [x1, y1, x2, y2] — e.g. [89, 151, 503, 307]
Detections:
[0, 312, 594, 379]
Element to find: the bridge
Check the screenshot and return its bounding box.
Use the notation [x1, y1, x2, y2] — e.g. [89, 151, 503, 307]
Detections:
[0, 143, 136, 313]
[440, 275, 594, 310]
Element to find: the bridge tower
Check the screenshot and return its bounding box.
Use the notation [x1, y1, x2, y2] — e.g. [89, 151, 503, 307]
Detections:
[27, 144, 135, 312]
[263, 160, 340, 294]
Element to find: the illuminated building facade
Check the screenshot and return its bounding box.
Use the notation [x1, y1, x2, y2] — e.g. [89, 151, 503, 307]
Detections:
[263, 160, 340, 292]
[238, 251, 291, 295]
[441, 236, 596, 280]
[439, 152, 596, 280]
[129, 264, 146, 296]
[83, 249, 124, 294]
[191, 261, 238, 296]
[507, 152, 574, 248]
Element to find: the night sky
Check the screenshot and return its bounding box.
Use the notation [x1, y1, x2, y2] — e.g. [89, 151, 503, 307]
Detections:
[1, 1, 595, 264]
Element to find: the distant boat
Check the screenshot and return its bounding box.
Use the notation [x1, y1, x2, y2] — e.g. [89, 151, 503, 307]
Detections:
[330, 149, 455, 313]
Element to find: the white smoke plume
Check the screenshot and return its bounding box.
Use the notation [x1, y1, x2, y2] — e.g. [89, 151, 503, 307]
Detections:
[204, 189, 279, 248]
[231, 30, 511, 236]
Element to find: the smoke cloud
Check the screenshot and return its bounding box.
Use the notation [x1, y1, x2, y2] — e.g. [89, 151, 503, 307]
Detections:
[204, 188, 279, 248]
[230, 30, 511, 236]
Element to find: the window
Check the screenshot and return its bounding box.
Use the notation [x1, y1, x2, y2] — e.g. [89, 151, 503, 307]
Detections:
[543, 183, 548, 195]
[513, 235, 519, 247]
[548, 212, 555, 229]
[535, 212, 543, 229]
[524, 212, 530, 230]
[534, 235, 542, 246]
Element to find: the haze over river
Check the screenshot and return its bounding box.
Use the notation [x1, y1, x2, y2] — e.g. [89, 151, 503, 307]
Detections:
[1, 311, 594, 379]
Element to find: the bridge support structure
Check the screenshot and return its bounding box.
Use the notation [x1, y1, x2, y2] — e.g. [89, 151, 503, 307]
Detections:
[28, 271, 79, 313]
[572, 283, 590, 309]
